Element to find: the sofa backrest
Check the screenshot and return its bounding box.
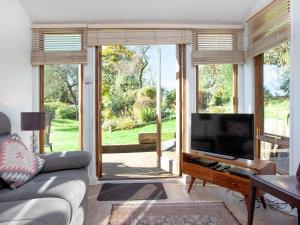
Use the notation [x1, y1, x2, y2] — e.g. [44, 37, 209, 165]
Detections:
[0, 112, 11, 136]
[0, 112, 11, 190]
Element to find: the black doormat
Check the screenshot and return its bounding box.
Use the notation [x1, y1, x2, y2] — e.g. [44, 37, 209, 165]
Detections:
[97, 182, 168, 201]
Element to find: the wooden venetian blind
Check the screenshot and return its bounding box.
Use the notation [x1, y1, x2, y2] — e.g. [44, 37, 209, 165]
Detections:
[192, 29, 245, 65]
[32, 28, 88, 65]
[246, 0, 290, 58]
[88, 29, 192, 46]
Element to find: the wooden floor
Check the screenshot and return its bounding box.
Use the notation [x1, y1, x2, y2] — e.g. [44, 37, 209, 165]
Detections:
[102, 151, 176, 179]
[85, 178, 298, 225]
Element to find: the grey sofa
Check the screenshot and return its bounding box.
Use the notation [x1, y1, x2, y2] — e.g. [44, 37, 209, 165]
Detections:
[0, 112, 91, 225]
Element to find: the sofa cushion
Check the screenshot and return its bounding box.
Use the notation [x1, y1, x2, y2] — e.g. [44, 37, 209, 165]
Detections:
[0, 169, 88, 213]
[0, 133, 45, 189]
[31, 169, 89, 185]
[0, 198, 71, 225]
[70, 193, 88, 225]
[39, 151, 91, 173]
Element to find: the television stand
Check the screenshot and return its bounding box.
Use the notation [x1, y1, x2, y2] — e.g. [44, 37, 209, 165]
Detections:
[203, 152, 237, 160]
[182, 150, 276, 211]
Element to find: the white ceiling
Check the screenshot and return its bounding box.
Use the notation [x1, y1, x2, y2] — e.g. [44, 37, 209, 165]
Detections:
[19, 0, 271, 25]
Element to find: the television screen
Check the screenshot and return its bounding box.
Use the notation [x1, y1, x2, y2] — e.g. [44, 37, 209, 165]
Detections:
[191, 113, 254, 160]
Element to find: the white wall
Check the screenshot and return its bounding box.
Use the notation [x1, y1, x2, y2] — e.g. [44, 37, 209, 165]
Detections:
[289, 0, 300, 175]
[0, 0, 32, 145]
[186, 45, 195, 151]
[83, 47, 98, 184]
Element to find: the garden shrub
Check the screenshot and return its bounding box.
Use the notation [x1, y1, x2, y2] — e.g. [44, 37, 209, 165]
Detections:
[162, 108, 176, 119]
[132, 87, 157, 123]
[108, 88, 136, 118]
[44, 102, 61, 119]
[137, 87, 156, 100]
[115, 117, 136, 130]
[211, 89, 230, 106]
[134, 96, 153, 108]
[102, 119, 117, 131]
[140, 108, 156, 123]
[162, 89, 176, 109]
[56, 104, 77, 120]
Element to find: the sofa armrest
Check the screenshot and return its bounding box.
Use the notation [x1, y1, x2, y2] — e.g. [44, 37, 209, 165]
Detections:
[39, 151, 91, 173]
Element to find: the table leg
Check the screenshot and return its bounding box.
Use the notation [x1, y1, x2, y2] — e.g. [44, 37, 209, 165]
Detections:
[260, 196, 267, 209]
[203, 181, 206, 187]
[188, 177, 195, 193]
[247, 182, 257, 225]
[297, 208, 300, 225]
[244, 195, 249, 209]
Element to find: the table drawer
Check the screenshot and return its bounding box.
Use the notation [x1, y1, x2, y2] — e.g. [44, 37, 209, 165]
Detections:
[182, 163, 213, 182]
[214, 172, 249, 194]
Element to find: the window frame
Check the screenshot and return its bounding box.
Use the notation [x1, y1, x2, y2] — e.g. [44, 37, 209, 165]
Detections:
[94, 44, 187, 179]
[254, 51, 290, 168]
[254, 54, 264, 159]
[39, 64, 84, 153]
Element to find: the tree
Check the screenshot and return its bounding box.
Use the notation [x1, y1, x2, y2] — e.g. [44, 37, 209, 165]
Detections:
[162, 89, 176, 110]
[134, 46, 150, 88]
[102, 46, 135, 97]
[199, 64, 233, 109]
[44, 64, 79, 106]
[101, 45, 151, 120]
[264, 41, 290, 97]
[264, 41, 290, 67]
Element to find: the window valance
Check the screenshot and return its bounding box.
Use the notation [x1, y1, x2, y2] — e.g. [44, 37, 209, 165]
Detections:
[87, 29, 192, 46]
[192, 29, 245, 65]
[31, 28, 88, 65]
[246, 0, 290, 58]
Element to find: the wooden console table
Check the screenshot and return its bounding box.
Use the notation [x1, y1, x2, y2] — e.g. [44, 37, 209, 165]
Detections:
[182, 150, 276, 209]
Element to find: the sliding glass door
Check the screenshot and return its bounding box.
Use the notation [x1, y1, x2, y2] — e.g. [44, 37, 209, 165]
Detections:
[95, 44, 182, 179]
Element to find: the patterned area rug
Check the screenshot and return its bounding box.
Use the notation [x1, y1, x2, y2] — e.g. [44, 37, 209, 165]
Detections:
[108, 201, 241, 225]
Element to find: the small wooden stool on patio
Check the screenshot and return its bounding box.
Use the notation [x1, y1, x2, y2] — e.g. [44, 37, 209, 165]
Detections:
[247, 163, 300, 225]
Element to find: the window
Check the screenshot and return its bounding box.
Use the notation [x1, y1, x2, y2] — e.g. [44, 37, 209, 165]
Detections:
[40, 64, 83, 152]
[44, 33, 82, 52]
[263, 42, 290, 137]
[196, 64, 238, 113]
[259, 41, 290, 174]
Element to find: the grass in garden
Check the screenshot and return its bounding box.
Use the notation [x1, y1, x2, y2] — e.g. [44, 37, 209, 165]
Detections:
[45, 118, 176, 152]
[264, 99, 289, 120]
[102, 119, 176, 145]
[45, 119, 80, 152]
[45, 99, 289, 152]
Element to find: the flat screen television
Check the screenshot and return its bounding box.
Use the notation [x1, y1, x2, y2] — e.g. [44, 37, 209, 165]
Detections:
[191, 113, 254, 160]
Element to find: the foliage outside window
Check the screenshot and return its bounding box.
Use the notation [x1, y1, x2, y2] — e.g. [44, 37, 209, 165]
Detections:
[43, 64, 81, 152]
[263, 41, 290, 137]
[261, 41, 290, 174]
[197, 64, 234, 113]
[101, 45, 176, 145]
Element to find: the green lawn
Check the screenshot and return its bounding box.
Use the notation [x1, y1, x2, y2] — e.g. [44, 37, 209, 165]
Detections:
[45, 119, 80, 152]
[103, 119, 176, 145]
[46, 99, 289, 152]
[264, 99, 289, 120]
[201, 99, 289, 120]
[45, 119, 176, 152]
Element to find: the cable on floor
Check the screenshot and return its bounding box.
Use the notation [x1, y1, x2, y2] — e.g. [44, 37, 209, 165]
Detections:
[227, 190, 297, 217]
